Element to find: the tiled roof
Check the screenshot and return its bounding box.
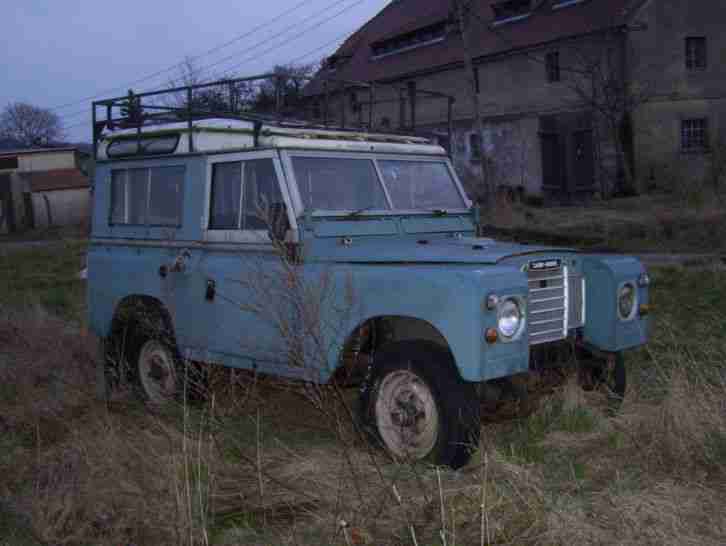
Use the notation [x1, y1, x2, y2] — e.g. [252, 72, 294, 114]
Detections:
[19, 169, 90, 192]
[309, 0, 641, 92]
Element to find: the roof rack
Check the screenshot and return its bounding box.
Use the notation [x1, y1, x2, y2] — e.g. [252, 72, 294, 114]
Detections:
[91, 73, 456, 160]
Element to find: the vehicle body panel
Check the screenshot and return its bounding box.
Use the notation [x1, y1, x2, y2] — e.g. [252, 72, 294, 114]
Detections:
[88, 124, 649, 387]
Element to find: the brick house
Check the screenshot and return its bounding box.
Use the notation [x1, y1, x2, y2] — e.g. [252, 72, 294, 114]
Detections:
[305, 0, 726, 201]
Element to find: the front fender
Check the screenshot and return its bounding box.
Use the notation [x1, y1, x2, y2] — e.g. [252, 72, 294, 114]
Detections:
[582, 255, 649, 351]
[309, 263, 529, 383]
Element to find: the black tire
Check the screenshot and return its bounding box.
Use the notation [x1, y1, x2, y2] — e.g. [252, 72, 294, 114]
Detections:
[105, 301, 185, 404]
[580, 351, 626, 408]
[358, 340, 480, 469]
[598, 352, 626, 406]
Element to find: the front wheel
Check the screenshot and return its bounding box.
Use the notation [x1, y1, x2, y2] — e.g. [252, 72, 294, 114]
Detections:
[360, 341, 480, 469]
[579, 352, 626, 406]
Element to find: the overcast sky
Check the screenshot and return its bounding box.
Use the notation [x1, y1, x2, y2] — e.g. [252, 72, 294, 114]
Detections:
[1, 0, 390, 143]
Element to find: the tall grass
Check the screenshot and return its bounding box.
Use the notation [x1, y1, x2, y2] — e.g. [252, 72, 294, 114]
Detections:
[0, 253, 725, 544]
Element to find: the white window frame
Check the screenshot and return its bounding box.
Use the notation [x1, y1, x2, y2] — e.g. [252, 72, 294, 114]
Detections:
[280, 150, 472, 218]
[203, 150, 297, 244]
[110, 165, 185, 227]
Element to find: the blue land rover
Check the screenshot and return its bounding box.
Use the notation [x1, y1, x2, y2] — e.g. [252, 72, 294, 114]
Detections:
[88, 79, 649, 468]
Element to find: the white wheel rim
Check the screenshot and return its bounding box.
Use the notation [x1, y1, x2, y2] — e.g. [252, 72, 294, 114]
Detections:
[138, 340, 176, 404]
[374, 369, 439, 460]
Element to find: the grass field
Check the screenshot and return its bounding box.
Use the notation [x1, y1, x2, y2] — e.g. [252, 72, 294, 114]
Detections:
[488, 192, 726, 255]
[0, 243, 724, 545]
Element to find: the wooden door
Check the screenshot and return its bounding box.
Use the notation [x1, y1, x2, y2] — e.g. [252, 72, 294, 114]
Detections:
[0, 174, 16, 233]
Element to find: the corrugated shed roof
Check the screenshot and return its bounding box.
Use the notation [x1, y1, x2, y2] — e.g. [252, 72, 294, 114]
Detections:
[0, 147, 85, 157]
[20, 169, 90, 192]
[308, 0, 640, 93]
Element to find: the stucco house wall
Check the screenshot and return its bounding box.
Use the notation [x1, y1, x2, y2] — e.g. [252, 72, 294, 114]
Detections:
[309, 0, 724, 200]
[628, 0, 726, 189]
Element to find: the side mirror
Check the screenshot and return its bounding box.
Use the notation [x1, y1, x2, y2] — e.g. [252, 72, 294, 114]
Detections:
[268, 202, 290, 242]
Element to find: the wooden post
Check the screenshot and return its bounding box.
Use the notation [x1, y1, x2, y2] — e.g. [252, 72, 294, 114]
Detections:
[187, 87, 194, 153]
[398, 87, 406, 130]
[323, 80, 329, 127]
[454, 0, 491, 208]
[408, 81, 417, 132]
[448, 97, 455, 157]
[368, 83, 375, 130]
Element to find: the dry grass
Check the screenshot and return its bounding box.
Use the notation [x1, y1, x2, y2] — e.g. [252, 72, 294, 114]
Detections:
[1, 253, 726, 544]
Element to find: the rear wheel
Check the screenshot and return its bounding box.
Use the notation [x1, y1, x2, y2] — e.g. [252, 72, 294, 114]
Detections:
[137, 338, 180, 404]
[359, 341, 479, 469]
[104, 300, 183, 404]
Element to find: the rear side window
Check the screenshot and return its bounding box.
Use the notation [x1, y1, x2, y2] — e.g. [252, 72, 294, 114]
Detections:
[209, 158, 284, 230]
[110, 166, 185, 226]
[107, 135, 179, 158]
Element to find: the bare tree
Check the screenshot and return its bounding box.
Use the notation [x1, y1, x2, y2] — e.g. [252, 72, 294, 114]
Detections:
[565, 31, 652, 196]
[251, 63, 318, 116]
[0, 102, 64, 147]
[163, 56, 255, 115]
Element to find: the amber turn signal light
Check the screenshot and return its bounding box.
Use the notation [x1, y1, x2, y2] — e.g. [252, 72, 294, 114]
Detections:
[485, 328, 499, 344]
[638, 303, 651, 317]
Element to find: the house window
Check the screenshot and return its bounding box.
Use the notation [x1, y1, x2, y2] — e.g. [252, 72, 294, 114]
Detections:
[681, 118, 709, 152]
[685, 37, 707, 71]
[371, 21, 447, 58]
[110, 166, 185, 226]
[470, 133, 482, 160]
[546, 51, 561, 82]
[491, 0, 531, 25]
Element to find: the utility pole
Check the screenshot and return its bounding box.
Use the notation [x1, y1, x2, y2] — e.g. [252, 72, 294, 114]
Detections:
[453, 0, 492, 210]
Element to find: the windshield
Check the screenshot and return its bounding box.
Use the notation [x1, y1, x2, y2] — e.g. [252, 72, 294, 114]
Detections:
[378, 160, 465, 210]
[290, 156, 466, 213]
[292, 157, 389, 211]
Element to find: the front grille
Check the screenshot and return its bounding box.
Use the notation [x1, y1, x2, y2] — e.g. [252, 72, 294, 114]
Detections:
[567, 272, 585, 329]
[527, 262, 585, 345]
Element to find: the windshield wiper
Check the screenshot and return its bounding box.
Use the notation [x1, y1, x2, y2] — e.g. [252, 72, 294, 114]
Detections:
[345, 206, 376, 218]
[431, 209, 448, 216]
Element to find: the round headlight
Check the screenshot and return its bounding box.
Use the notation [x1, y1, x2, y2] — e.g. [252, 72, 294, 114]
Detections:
[498, 298, 523, 338]
[618, 282, 637, 320]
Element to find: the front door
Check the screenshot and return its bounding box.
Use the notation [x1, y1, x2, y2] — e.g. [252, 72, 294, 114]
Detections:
[175, 151, 301, 377]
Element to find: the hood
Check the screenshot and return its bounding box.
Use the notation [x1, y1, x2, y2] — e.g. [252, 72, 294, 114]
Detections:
[306, 236, 578, 265]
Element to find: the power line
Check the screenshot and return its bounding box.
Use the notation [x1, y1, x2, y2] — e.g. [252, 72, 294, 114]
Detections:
[49, 0, 318, 112]
[59, 0, 367, 127]
[61, 28, 358, 133]
[180, 0, 366, 83]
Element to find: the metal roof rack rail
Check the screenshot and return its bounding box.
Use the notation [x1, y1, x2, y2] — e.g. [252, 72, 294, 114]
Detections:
[91, 73, 456, 160]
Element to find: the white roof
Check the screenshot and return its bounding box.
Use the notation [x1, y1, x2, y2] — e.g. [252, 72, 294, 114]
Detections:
[97, 118, 447, 159]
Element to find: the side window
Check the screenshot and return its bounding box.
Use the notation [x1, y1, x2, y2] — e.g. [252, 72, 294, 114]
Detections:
[209, 158, 283, 231]
[149, 166, 185, 225]
[109, 166, 184, 226]
[209, 162, 242, 229]
[242, 159, 284, 230]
